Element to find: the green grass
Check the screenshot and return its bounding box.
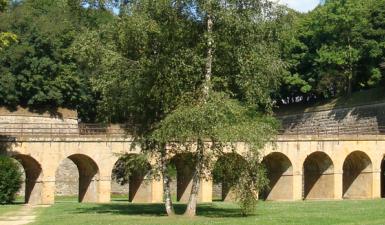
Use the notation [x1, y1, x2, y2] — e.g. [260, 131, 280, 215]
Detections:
[0, 204, 22, 216]
[276, 87, 385, 116]
[0, 195, 24, 215]
[31, 198, 385, 225]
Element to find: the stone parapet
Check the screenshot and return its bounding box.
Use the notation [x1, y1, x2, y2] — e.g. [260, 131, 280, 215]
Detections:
[278, 102, 385, 135]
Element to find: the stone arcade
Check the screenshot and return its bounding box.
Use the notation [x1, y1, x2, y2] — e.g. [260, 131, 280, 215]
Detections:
[1, 105, 385, 205]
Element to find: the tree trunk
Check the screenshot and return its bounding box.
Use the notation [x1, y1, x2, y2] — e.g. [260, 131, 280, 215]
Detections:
[160, 145, 175, 216]
[203, 8, 213, 102]
[347, 75, 352, 97]
[346, 39, 353, 97]
[183, 1, 214, 217]
[184, 139, 204, 217]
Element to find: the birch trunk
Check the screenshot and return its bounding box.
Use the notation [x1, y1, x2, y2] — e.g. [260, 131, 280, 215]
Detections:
[203, 10, 213, 101]
[160, 145, 175, 216]
[184, 2, 214, 217]
[184, 139, 204, 217]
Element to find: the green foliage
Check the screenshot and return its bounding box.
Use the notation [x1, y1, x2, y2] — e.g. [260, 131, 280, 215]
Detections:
[112, 154, 151, 185]
[0, 0, 114, 120]
[235, 159, 268, 216]
[0, 0, 8, 12]
[152, 93, 278, 149]
[0, 156, 22, 204]
[279, 0, 385, 103]
[212, 154, 245, 185]
[212, 153, 269, 215]
[72, 2, 203, 124]
[152, 93, 277, 215]
[0, 32, 16, 51]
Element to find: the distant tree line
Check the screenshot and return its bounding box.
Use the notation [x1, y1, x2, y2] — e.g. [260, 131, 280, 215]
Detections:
[278, 0, 385, 104]
[0, 0, 384, 119]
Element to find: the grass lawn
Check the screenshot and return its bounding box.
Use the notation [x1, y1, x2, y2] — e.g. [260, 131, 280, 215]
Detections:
[30, 197, 385, 225]
[0, 204, 22, 216]
[0, 196, 24, 216]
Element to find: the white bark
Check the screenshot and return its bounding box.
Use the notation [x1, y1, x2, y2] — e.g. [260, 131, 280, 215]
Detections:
[161, 145, 175, 216]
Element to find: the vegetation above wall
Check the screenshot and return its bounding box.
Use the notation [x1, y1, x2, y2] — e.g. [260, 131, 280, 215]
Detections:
[0, 0, 384, 121]
[278, 0, 385, 104]
[276, 87, 385, 116]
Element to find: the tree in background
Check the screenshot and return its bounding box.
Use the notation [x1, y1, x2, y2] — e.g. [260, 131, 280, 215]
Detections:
[0, 0, 116, 120]
[278, 0, 385, 104]
[0, 156, 22, 204]
[0, 0, 16, 52]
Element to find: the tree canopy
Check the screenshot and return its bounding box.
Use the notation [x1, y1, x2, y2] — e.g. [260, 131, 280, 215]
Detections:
[1, 0, 384, 116]
[279, 0, 385, 104]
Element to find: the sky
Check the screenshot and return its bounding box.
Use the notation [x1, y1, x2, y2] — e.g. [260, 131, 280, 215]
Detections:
[278, 0, 320, 12]
[111, 1, 320, 14]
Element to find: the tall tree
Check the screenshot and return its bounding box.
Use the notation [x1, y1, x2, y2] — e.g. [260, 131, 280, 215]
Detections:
[0, 0, 113, 119]
[152, 0, 283, 217]
[72, 0, 203, 215]
[74, 0, 283, 216]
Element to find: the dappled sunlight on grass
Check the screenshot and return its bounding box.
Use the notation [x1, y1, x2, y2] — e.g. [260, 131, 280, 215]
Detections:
[30, 199, 385, 225]
[0, 204, 23, 216]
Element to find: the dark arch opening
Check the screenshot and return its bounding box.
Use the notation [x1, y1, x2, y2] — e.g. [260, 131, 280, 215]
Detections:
[343, 151, 372, 199]
[303, 152, 334, 199]
[212, 153, 246, 201]
[260, 152, 293, 200]
[111, 154, 152, 203]
[55, 154, 99, 203]
[170, 153, 196, 202]
[12, 154, 42, 204]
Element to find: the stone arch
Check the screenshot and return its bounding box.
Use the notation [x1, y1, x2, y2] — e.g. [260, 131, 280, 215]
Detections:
[260, 152, 293, 200]
[212, 153, 246, 201]
[12, 154, 42, 204]
[111, 154, 152, 203]
[343, 151, 372, 199]
[170, 153, 196, 202]
[303, 151, 334, 199]
[56, 154, 100, 202]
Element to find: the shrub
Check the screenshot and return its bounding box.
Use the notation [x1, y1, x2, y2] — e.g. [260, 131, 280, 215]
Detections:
[0, 155, 22, 204]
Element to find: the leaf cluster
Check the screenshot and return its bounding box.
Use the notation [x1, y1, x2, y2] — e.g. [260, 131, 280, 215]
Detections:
[112, 153, 151, 185]
[152, 92, 278, 151]
[0, 156, 22, 204]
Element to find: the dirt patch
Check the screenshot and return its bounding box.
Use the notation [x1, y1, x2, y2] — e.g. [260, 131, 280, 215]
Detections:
[0, 205, 49, 225]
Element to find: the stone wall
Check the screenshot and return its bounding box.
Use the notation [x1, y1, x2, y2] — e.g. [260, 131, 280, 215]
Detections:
[0, 107, 79, 136]
[9, 102, 385, 199]
[278, 102, 385, 134]
[55, 159, 129, 196]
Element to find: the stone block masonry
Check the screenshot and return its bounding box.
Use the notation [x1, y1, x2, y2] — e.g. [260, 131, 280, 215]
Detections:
[278, 102, 385, 134]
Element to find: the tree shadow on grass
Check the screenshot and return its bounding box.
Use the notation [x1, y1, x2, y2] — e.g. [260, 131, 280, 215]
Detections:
[73, 203, 244, 218]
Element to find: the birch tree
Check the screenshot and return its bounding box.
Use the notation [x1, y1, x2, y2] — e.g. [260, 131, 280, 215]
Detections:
[153, 0, 284, 216]
[73, 0, 284, 216]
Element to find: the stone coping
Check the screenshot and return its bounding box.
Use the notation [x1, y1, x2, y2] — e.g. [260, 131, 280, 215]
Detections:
[276, 101, 385, 118]
[0, 106, 78, 119]
[277, 134, 385, 141]
[2, 134, 385, 143]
